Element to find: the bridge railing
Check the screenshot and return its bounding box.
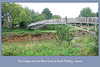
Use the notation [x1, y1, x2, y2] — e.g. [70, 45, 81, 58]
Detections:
[42, 17, 98, 24]
[28, 17, 98, 27]
[38, 19, 66, 24]
[67, 17, 98, 23]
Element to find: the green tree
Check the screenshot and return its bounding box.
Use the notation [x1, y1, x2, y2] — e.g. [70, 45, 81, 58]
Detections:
[10, 3, 22, 27]
[92, 12, 96, 17]
[51, 15, 61, 19]
[55, 25, 75, 46]
[24, 7, 31, 23]
[31, 13, 46, 22]
[2, 3, 10, 27]
[19, 7, 31, 28]
[30, 9, 35, 14]
[34, 13, 46, 21]
[79, 7, 96, 17]
[30, 11, 38, 22]
[96, 12, 99, 17]
[42, 8, 52, 19]
[2, 3, 32, 28]
[19, 9, 27, 27]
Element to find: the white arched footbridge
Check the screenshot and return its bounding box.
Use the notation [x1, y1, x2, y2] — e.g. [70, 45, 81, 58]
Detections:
[27, 17, 98, 34]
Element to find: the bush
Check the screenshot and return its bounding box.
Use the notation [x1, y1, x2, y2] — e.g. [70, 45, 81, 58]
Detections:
[54, 25, 75, 46]
[41, 24, 62, 30]
[88, 25, 98, 55]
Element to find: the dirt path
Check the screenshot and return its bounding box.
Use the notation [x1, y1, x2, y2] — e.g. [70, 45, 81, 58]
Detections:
[2, 31, 89, 42]
[2, 33, 54, 42]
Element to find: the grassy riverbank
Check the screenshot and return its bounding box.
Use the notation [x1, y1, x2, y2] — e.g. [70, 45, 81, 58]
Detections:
[2, 38, 97, 56]
[2, 26, 98, 56]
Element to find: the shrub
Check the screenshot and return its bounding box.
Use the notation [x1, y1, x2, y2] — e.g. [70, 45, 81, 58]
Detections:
[54, 25, 75, 46]
[88, 25, 98, 55]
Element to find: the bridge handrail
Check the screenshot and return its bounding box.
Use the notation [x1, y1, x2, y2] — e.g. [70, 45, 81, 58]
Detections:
[67, 17, 98, 23]
[28, 17, 98, 27]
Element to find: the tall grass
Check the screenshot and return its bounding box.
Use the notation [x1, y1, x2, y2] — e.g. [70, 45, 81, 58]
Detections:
[2, 39, 97, 56]
[2, 25, 98, 56]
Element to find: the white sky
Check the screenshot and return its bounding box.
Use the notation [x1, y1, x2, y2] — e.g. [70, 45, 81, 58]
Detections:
[18, 3, 98, 18]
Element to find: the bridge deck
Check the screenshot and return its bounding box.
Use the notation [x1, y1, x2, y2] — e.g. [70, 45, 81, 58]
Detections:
[27, 17, 98, 34]
[28, 17, 98, 27]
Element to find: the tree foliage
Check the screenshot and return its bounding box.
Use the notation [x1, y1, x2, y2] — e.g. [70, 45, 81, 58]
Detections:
[96, 12, 99, 17]
[51, 15, 61, 19]
[42, 8, 52, 19]
[2, 3, 10, 27]
[2, 3, 32, 28]
[2, 3, 61, 29]
[55, 25, 75, 46]
[34, 14, 46, 21]
[79, 7, 97, 17]
[10, 3, 22, 26]
[30, 9, 35, 14]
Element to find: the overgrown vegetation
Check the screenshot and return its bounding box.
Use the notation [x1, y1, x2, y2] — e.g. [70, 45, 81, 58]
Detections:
[2, 38, 97, 56]
[54, 25, 75, 46]
[2, 3, 98, 56]
[2, 25, 98, 56]
[88, 25, 99, 55]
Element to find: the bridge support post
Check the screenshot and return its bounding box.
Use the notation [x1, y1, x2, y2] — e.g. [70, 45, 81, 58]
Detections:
[81, 23, 82, 29]
[88, 23, 89, 28]
[75, 23, 76, 27]
[95, 24, 97, 32]
[87, 23, 89, 31]
[35, 28, 36, 31]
